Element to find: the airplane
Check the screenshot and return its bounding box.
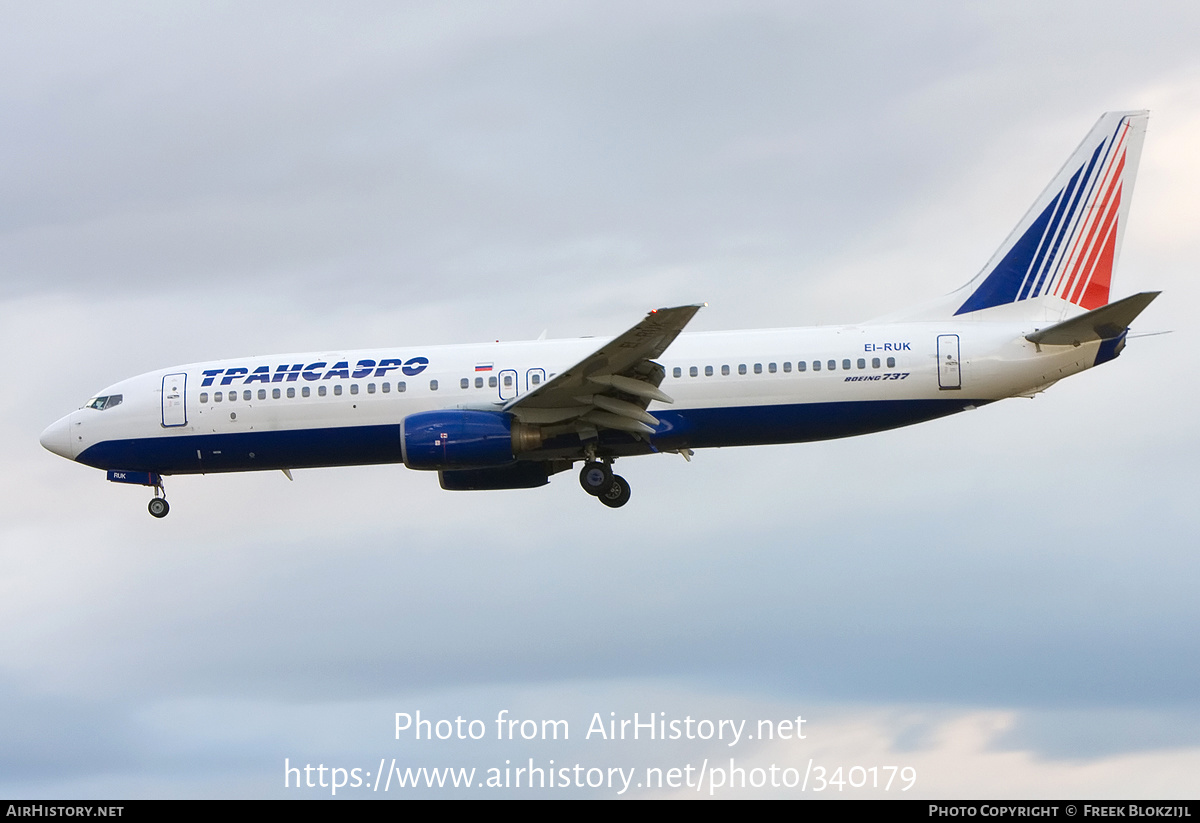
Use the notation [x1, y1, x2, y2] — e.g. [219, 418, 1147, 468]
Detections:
[40, 110, 1159, 516]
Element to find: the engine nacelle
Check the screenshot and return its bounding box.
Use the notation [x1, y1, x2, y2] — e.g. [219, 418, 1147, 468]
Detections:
[401, 410, 540, 471]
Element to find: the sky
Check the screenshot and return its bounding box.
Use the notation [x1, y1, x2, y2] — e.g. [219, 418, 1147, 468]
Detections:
[2, 0, 1199, 799]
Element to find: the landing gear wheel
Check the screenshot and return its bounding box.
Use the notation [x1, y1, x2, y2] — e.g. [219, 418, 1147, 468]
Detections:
[597, 475, 631, 508]
[579, 461, 613, 496]
[148, 497, 170, 518]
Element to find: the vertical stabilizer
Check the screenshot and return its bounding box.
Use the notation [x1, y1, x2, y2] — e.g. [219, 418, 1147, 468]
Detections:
[926, 111, 1148, 320]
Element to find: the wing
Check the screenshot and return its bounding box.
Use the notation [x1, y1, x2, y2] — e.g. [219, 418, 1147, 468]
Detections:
[505, 304, 703, 436]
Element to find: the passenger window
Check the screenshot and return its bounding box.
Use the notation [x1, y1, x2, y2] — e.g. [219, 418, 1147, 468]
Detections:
[475, 377, 483, 388]
[318, 385, 327, 397]
[258, 389, 266, 400]
[843, 359, 851, 370]
[287, 387, 296, 398]
[334, 385, 343, 396]
[783, 362, 791, 373]
[215, 392, 223, 402]
[690, 366, 698, 377]
[887, 356, 896, 368]
[812, 361, 820, 372]
[368, 383, 376, 394]
[243, 390, 251, 401]
[460, 378, 469, 389]
[872, 357, 881, 368]
[721, 365, 730, 376]
[754, 363, 763, 374]
[738, 364, 747, 375]
[503, 374, 512, 387]
[350, 384, 359, 395]
[705, 366, 713, 377]
[302, 386, 310, 397]
[828, 360, 837, 371]
[382, 382, 390, 393]
[429, 380, 438, 391]
[673, 367, 681, 378]
[797, 361, 806, 372]
[489, 376, 497, 388]
[397, 381, 406, 393]
[199, 392, 209, 403]
[857, 358, 866, 369]
[272, 388, 280, 399]
[768, 363, 776, 373]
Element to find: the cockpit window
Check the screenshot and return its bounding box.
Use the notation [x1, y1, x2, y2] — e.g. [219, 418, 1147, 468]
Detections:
[84, 394, 123, 411]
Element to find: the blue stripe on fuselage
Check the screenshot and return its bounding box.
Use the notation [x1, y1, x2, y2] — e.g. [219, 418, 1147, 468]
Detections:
[77, 424, 404, 474]
[648, 398, 984, 449]
[76, 398, 988, 475]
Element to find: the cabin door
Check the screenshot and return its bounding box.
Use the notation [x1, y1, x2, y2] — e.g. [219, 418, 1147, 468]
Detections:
[161, 373, 188, 427]
[937, 335, 961, 390]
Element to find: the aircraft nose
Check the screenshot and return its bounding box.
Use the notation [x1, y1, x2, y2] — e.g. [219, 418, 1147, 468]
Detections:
[39, 414, 75, 460]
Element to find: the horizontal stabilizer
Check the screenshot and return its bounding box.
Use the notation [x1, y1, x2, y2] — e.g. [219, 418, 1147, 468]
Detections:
[1026, 291, 1160, 346]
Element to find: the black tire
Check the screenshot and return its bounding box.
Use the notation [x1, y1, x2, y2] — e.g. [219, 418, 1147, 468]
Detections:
[598, 475, 631, 508]
[579, 461, 613, 496]
[148, 498, 169, 518]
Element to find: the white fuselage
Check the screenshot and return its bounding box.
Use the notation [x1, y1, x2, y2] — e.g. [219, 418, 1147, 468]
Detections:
[42, 319, 1101, 477]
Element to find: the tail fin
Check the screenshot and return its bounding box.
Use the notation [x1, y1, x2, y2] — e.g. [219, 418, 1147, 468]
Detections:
[948, 111, 1148, 318]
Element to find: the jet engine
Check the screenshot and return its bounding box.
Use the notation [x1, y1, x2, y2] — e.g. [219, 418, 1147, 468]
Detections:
[400, 410, 542, 471]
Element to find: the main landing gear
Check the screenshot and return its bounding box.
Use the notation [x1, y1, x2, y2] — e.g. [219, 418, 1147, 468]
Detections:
[579, 461, 631, 508]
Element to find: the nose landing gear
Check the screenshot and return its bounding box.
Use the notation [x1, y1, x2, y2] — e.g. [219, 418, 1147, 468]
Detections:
[148, 482, 169, 518]
[104, 470, 171, 518]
